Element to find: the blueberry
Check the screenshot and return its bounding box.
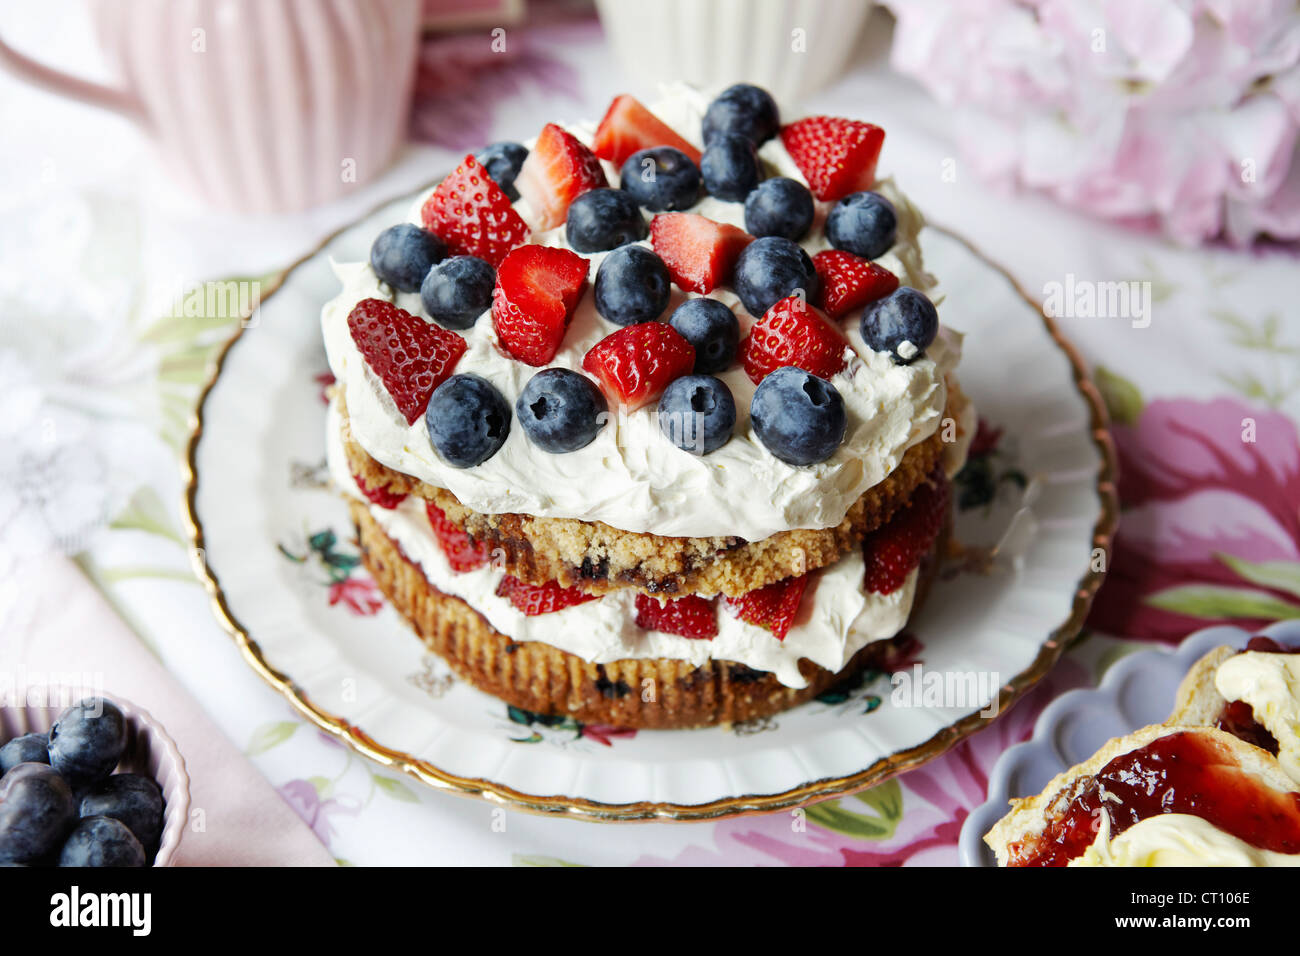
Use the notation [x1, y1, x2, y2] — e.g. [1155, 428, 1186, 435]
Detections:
[751, 366, 847, 465]
[658, 375, 736, 455]
[79, 774, 164, 853]
[369, 223, 445, 293]
[0, 734, 48, 774]
[565, 188, 647, 253]
[476, 141, 528, 202]
[702, 83, 779, 146]
[58, 815, 146, 867]
[668, 298, 739, 374]
[826, 190, 897, 260]
[860, 287, 939, 364]
[619, 147, 702, 212]
[744, 177, 814, 241]
[425, 374, 512, 467]
[594, 245, 671, 326]
[733, 236, 819, 318]
[515, 369, 608, 454]
[47, 698, 127, 788]
[0, 763, 77, 863]
[701, 132, 761, 202]
[420, 255, 494, 331]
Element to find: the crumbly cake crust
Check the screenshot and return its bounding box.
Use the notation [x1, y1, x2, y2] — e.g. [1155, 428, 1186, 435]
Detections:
[339, 380, 968, 598]
[351, 499, 948, 729]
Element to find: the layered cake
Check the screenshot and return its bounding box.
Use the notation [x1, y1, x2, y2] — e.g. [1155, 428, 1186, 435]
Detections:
[321, 84, 974, 728]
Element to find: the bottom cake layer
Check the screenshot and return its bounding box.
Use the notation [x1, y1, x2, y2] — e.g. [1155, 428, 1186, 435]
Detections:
[352, 500, 949, 729]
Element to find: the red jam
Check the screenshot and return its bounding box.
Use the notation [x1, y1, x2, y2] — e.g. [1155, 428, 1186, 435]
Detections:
[1008, 731, 1300, 866]
[1244, 636, 1299, 654]
[1217, 700, 1280, 756]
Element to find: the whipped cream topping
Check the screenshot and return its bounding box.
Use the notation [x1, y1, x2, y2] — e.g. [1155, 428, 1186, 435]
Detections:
[1216, 651, 1300, 785]
[1070, 812, 1300, 867]
[322, 83, 962, 540]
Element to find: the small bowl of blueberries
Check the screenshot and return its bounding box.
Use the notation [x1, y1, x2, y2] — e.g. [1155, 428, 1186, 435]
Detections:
[0, 693, 190, 867]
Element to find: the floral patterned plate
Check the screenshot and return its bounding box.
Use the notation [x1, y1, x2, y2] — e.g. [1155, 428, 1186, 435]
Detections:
[958, 618, 1300, 866]
[184, 188, 1117, 821]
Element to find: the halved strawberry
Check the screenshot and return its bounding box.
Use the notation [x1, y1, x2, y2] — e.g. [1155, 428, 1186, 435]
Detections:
[491, 245, 589, 366]
[426, 501, 490, 572]
[593, 94, 703, 167]
[354, 473, 406, 510]
[863, 470, 950, 595]
[581, 323, 695, 410]
[740, 295, 848, 385]
[649, 213, 754, 294]
[812, 250, 899, 318]
[515, 123, 608, 231]
[724, 574, 809, 641]
[634, 593, 717, 639]
[420, 154, 530, 267]
[495, 574, 599, 615]
[780, 116, 885, 201]
[346, 298, 467, 424]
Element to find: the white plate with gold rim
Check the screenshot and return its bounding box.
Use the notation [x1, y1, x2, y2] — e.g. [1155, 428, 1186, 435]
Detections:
[184, 187, 1116, 821]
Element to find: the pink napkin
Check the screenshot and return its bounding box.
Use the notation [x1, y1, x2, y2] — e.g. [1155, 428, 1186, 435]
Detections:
[5, 553, 336, 867]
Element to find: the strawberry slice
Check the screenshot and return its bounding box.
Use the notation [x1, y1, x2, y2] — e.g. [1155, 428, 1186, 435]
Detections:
[420, 154, 530, 268]
[740, 295, 848, 385]
[634, 593, 717, 639]
[812, 250, 900, 318]
[863, 470, 950, 595]
[724, 574, 809, 641]
[515, 123, 609, 231]
[780, 116, 885, 201]
[354, 473, 406, 510]
[593, 94, 703, 167]
[581, 323, 695, 410]
[426, 501, 490, 572]
[491, 245, 590, 366]
[347, 298, 467, 424]
[495, 574, 599, 615]
[649, 213, 754, 294]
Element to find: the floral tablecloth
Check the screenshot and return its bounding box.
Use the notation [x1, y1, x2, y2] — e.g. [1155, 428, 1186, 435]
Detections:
[3, 4, 1297, 865]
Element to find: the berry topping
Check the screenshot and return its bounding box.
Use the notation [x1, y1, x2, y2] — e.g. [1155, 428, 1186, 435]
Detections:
[516, 367, 608, 453]
[732, 235, 819, 317]
[668, 297, 739, 373]
[354, 473, 407, 509]
[565, 187, 648, 253]
[425, 373, 511, 468]
[347, 297, 467, 424]
[515, 123, 608, 231]
[780, 115, 885, 201]
[658, 374, 736, 455]
[860, 286, 939, 364]
[619, 147, 702, 212]
[863, 470, 949, 594]
[743, 177, 815, 241]
[420, 255, 495, 331]
[826, 190, 897, 260]
[475, 141, 529, 202]
[724, 574, 809, 641]
[369, 223, 445, 293]
[47, 698, 126, 788]
[741, 295, 849, 385]
[426, 500, 490, 571]
[491, 245, 589, 365]
[634, 593, 718, 639]
[495, 575, 598, 615]
[702, 83, 780, 146]
[582, 322, 695, 410]
[750, 366, 847, 465]
[592, 93, 703, 167]
[594, 244, 671, 326]
[649, 212, 754, 294]
[701, 131, 761, 202]
[420, 154, 530, 268]
[812, 250, 900, 318]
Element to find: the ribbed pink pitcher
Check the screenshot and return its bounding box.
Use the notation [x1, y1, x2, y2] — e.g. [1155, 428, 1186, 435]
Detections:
[0, 0, 422, 213]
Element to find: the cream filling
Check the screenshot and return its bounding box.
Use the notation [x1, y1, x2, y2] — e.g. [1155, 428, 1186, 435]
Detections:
[1216, 652, 1300, 785]
[322, 82, 963, 540]
[1070, 813, 1300, 867]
